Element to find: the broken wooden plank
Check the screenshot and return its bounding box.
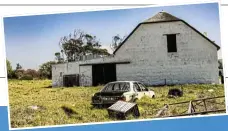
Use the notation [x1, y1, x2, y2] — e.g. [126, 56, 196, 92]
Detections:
[168, 96, 225, 106]
[169, 109, 226, 117]
[203, 99, 207, 111]
[187, 101, 194, 114]
[156, 104, 169, 117]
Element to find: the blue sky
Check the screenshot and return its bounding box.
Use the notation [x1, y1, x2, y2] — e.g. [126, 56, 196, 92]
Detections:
[4, 3, 221, 70]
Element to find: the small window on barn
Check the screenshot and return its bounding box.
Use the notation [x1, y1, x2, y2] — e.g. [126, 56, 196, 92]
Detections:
[166, 34, 177, 52]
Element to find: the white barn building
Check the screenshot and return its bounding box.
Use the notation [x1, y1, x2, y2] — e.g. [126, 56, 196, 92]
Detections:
[52, 11, 220, 87]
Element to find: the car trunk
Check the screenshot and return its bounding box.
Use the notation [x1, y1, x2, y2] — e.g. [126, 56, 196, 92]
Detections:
[93, 92, 125, 104]
[96, 92, 125, 96]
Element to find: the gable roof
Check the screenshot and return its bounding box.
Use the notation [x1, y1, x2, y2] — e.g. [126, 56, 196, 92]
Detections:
[113, 11, 220, 54]
[143, 11, 181, 23]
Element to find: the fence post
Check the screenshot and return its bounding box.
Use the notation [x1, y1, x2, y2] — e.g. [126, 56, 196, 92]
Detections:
[188, 101, 194, 114]
[203, 99, 207, 111]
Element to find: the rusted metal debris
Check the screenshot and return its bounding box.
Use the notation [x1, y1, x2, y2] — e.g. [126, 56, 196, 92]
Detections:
[107, 101, 140, 120]
[156, 96, 225, 117]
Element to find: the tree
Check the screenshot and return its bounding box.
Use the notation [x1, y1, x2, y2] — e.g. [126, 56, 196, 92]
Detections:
[83, 34, 101, 54]
[6, 59, 13, 78]
[16, 63, 22, 70]
[92, 48, 110, 55]
[110, 34, 126, 51]
[59, 30, 83, 62]
[14, 69, 25, 79]
[59, 29, 109, 62]
[38, 61, 56, 79]
[25, 69, 40, 78]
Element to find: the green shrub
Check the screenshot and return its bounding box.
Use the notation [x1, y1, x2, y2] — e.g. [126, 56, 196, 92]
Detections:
[19, 75, 33, 80]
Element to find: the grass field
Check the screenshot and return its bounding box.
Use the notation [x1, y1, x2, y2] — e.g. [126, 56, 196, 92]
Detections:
[8, 80, 225, 128]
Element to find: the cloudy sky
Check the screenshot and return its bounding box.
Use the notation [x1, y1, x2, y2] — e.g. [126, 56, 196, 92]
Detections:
[4, 3, 221, 70]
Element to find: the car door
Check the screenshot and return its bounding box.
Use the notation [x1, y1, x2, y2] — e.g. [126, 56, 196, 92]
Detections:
[133, 82, 144, 99]
[137, 82, 151, 97]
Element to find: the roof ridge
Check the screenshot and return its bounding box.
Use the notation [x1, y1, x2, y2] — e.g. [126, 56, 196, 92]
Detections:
[142, 11, 181, 23]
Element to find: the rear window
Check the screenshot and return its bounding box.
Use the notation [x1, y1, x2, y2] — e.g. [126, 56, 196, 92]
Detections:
[101, 82, 130, 92]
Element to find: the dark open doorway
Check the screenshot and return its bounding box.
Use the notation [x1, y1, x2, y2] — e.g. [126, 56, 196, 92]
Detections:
[92, 64, 117, 86]
[63, 74, 79, 87]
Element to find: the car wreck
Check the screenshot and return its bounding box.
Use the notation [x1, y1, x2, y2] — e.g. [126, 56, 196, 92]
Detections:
[91, 81, 155, 107]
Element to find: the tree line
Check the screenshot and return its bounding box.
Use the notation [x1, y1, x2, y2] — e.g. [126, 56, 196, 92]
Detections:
[7, 60, 55, 80]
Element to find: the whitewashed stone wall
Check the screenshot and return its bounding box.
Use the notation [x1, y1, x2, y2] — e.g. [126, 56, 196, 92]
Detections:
[79, 65, 92, 86]
[52, 21, 219, 87]
[52, 62, 80, 87]
[52, 56, 129, 87]
[115, 21, 219, 85]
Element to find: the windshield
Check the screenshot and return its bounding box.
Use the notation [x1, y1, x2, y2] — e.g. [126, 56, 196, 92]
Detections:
[101, 82, 130, 92]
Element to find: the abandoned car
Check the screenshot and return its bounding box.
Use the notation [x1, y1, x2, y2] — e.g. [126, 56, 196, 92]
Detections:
[91, 81, 155, 106]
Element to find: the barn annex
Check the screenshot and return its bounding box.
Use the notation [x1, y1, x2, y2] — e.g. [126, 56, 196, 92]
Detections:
[52, 11, 220, 87]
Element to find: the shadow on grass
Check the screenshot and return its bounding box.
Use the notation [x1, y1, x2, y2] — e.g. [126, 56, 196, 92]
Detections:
[61, 105, 78, 117]
[61, 105, 85, 120]
[43, 85, 52, 88]
[90, 104, 112, 110]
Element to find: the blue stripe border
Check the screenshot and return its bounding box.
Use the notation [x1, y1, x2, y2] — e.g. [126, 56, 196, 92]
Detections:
[1, 106, 228, 131]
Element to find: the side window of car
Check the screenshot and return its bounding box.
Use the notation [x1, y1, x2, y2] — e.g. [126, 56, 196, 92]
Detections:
[120, 83, 130, 91]
[133, 83, 141, 92]
[138, 83, 148, 91]
[113, 83, 120, 91]
[103, 84, 114, 92]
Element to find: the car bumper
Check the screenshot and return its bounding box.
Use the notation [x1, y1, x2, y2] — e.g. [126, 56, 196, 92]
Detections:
[91, 101, 116, 105]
